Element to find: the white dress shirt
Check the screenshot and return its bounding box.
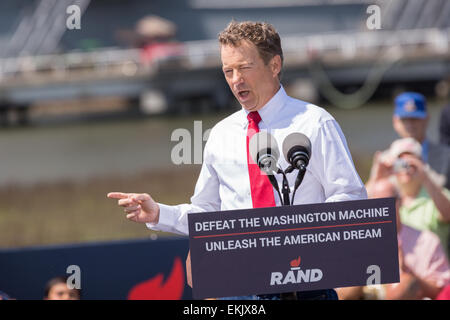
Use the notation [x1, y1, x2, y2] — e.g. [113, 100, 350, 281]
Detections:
[147, 86, 367, 235]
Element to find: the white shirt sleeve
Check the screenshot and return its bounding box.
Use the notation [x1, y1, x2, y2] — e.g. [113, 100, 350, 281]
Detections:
[315, 119, 368, 202]
[146, 138, 221, 236]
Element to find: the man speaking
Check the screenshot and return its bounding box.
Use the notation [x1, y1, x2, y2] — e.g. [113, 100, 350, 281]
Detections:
[108, 21, 367, 300]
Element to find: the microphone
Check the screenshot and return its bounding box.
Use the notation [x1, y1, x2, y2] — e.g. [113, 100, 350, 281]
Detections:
[282, 133, 312, 205]
[249, 131, 283, 204]
[249, 131, 280, 176]
[282, 132, 312, 171]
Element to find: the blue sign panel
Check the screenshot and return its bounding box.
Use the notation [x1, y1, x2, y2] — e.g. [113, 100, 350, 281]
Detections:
[0, 238, 192, 300]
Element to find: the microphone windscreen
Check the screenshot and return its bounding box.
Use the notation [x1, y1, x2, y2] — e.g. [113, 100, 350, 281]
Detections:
[282, 132, 312, 161]
[249, 131, 280, 164]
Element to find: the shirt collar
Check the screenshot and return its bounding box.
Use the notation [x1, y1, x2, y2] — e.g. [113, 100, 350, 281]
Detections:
[239, 85, 288, 128]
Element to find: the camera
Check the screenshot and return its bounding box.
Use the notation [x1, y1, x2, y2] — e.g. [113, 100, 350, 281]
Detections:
[393, 158, 411, 173]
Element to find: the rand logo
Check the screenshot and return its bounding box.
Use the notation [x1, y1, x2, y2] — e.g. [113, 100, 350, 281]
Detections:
[270, 256, 323, 286]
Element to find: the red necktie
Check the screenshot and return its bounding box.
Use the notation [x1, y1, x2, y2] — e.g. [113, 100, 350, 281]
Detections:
[246, 111, 276, 208]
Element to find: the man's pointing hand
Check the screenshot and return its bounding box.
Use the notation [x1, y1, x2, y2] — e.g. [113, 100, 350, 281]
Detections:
[107, 192, 160, 224]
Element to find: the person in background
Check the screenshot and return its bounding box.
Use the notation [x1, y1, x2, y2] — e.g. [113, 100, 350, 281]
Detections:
[44, 276, 80, 300]
[391, 92, 450, 189]
[116, 15, 183, 66]
[391, 138, 450, 260]
[337, 178, 450, 300]
[439, 103, 450, 147]
[367, 137, 450, 256]
[436, 284, 450, 300]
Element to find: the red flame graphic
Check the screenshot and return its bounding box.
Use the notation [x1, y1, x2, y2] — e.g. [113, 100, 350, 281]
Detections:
[127, 257, 185, 300]
[290, 256, 301, 268]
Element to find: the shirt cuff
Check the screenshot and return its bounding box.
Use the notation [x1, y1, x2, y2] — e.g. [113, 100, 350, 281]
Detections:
[146, 203, 180, 233]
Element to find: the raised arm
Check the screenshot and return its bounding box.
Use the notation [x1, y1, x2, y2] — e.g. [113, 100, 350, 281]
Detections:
[107, 137, 221, 236]
[403, 155, 450, 223]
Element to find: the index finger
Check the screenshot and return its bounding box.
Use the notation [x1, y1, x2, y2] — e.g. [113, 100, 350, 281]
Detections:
[107, 192, 130, 199]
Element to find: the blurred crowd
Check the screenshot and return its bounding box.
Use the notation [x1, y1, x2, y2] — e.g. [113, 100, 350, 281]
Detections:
[337, 92, 450, 300]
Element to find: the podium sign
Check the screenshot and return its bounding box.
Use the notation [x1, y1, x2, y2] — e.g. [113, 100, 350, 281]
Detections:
[188, 198, 399, 299]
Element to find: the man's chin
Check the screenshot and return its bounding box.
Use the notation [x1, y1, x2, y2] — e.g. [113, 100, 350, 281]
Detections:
[240, 102, 258, 112]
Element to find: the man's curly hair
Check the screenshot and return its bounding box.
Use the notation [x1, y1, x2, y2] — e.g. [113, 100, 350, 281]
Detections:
[218, 21, 283, 74]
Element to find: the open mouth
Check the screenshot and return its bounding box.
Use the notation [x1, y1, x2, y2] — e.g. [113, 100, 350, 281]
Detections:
[237, 90, 250, 100]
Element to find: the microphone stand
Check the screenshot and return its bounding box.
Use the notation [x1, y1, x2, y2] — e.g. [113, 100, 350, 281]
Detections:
[277, 168, 291, 207]
[274, 166, 298, 300]
[265, 163, 308, 300]
[291, 164, 307, 205]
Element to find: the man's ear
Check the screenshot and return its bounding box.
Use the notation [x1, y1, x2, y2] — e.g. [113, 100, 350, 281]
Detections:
[270, 55, 282, 78]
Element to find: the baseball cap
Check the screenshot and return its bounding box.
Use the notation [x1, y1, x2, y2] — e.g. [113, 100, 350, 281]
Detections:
[389, 137, 422, 159]
[394, 92, 427, 119]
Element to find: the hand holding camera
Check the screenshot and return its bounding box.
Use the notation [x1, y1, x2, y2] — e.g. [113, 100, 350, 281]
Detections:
[393, 154, 426, 181]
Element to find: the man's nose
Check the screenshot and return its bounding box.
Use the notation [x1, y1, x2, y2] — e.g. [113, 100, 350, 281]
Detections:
[231, 70, 243, 85]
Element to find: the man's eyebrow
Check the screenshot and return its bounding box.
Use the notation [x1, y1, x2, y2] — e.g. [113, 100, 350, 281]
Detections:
[222, 62, 254, 69]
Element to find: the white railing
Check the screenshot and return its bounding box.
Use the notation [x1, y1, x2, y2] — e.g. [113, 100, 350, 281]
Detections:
[0, 27, 449, 82]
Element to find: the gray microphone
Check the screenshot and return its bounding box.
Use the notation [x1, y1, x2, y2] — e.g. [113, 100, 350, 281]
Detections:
[249, 131, 280, 175]
[282, 132, 312, 170]
[249, 131, 283, 204]
[282, 132, 312, 205]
